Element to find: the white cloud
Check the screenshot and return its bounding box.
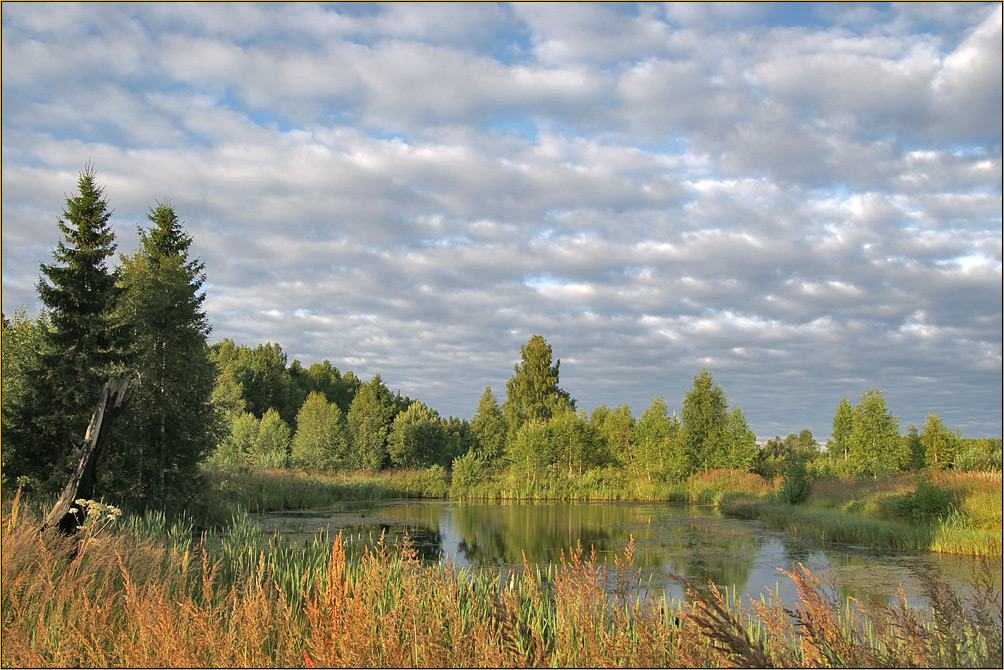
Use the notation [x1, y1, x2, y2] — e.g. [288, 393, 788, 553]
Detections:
[1, 2, 1000, 438]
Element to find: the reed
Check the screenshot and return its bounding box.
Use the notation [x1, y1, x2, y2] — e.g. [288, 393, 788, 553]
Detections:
[4, 493, 1000, 668]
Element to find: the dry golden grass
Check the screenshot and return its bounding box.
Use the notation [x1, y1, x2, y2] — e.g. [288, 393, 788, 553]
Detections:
[2, 490, 1001, 668]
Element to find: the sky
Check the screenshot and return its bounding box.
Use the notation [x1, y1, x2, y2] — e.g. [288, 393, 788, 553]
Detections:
[2, 2, 1001, 440]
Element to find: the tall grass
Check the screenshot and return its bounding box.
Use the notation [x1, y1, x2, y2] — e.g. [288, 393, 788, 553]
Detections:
[200, 466, 449, 523]
[4, 492, 1001, 668]
[730, 470, 1003, 557]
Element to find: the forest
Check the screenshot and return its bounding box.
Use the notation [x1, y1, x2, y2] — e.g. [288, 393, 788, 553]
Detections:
[2, 166, 1001, 510]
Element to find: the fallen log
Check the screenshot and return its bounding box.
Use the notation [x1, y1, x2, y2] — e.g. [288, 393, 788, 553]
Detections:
[42, 378, 130, 534]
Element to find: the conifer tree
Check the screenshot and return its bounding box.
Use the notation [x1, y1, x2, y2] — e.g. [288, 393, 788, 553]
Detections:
[502, 334, 572, 430]
[5, 164, 121, 492]
[107, 203, 220, 504]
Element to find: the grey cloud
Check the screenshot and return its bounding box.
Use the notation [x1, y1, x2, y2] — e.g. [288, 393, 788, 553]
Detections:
[1, 2, 999, 439]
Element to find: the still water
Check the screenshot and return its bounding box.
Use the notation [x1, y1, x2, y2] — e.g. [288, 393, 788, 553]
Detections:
[257, 499, 999, 608]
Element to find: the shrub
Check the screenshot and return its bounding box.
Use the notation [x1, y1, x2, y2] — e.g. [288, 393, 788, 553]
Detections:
[895, 475, 955, 525]
[450, 450, 483, 490]
[776, 458, 812, 505]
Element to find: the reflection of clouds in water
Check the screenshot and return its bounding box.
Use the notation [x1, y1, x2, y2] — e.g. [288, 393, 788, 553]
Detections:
[259, 500, 998, 609]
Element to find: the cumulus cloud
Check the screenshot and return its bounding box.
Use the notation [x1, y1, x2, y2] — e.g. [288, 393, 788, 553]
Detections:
[2, 2, 1000, 439]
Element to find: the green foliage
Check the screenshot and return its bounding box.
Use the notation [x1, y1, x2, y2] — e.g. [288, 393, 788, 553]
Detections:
[292, 391, 350, 471]
[548, 404, 594, 475]
[830, 396, 854, 461]
[506, 420, 553, 488]
[776, 457, 813, 505]
[720, 406, 757, 472]
[5, 164, 122, 493]
[211, 411, 260, 468]
[502, 334, 572, 431]
[895, 475, 955, 525]
[921, 412, 959, 471]
[387, 401, 445, 468]
[681, 369, 727, 473]
[590, 403, 634, 467]
[756, 429, 819, 480]
[1, 309, 47, 488]
[632, 396, 684, 482]
[953, 438, 1003, 472]
[469, 386, 506, 464]
[902, 424, 925, 471]
[450, 449, 484, 490]
[105, 203, 221, 506]
[347, 377, 392, 472]
[254, 408, 292, 468]
[847, 387, 903, 478]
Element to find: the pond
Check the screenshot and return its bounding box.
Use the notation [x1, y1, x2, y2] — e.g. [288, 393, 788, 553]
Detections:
[256, 499, 1000, 609]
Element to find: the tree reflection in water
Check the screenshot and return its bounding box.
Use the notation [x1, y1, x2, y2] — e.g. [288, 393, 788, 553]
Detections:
[262, 500, 996, 608]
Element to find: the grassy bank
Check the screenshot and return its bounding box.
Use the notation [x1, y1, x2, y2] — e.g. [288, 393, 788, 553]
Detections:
[723, 471, 1003, 557]
[200, 466, 1001, 557]
[447, 466, 775, 504]
[2, 494, 1001, 668]
[197, 465, 450, 525]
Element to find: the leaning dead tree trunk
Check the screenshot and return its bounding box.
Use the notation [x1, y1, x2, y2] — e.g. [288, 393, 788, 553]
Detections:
[43, 378, 131, 535]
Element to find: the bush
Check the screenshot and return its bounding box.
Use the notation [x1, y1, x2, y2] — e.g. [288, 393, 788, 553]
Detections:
[776, 458, 812, 505]
[450, 450, 483, 490]
[895, 475, 954, 525]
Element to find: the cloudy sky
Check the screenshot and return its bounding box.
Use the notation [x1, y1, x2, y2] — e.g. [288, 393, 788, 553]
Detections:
[2, 2, 1001, 440]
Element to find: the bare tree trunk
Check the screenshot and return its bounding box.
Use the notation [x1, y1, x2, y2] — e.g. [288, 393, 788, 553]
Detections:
[43, 378, 130, 534]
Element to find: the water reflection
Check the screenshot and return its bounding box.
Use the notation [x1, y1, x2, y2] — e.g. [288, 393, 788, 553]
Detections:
[259, 500, 999, 608]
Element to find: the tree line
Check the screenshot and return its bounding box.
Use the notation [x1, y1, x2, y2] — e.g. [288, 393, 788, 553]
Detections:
[2, 166, 1000, 509]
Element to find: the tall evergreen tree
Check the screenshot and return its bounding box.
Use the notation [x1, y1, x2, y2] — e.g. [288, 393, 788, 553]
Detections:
[5, 164, 121, 492]
[502, 335, 572, 431]
[107, 203, 220, 504]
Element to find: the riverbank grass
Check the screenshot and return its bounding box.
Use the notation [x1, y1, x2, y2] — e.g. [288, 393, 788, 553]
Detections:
[726, 471, 1002, 557]
[2, 494, 1000, 668]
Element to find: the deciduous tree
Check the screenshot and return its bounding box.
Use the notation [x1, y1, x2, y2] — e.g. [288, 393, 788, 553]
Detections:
[347, 376, 392, 472]
[681, 369, 728, 472]
[292, 391, 349, 471]
[470, 386, 507, 465]
[848, 387, 901, 478]
[921, 411, 959, 470]
[388, 401, 445, 468]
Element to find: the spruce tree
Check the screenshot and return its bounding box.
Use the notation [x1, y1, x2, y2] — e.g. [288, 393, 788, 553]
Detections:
[6, 164, 121, 492]
[107, 203, 220, 505]
[502, 334, 572, 430]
